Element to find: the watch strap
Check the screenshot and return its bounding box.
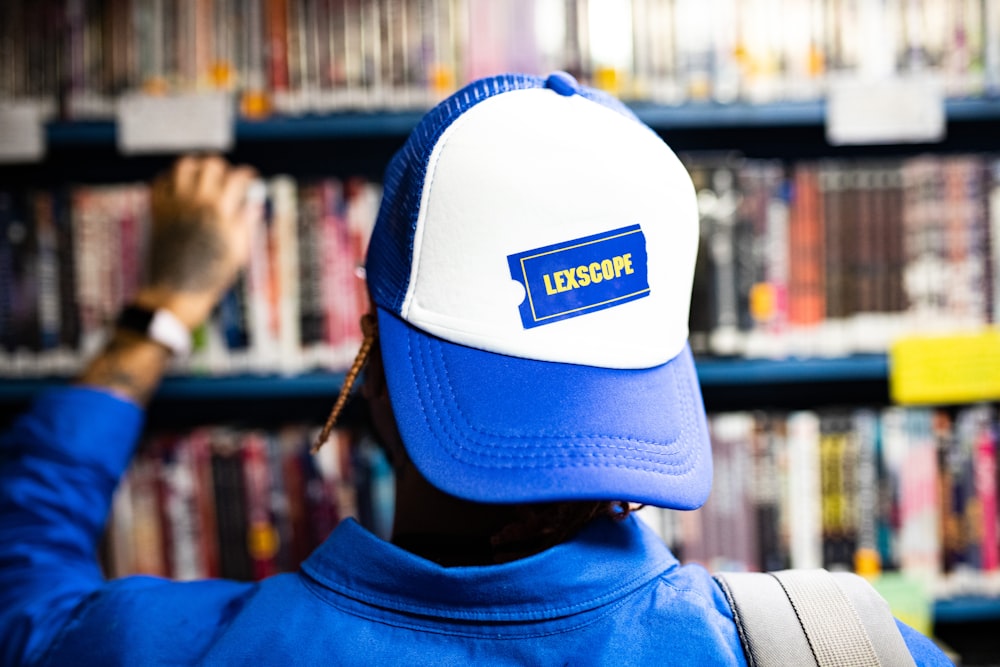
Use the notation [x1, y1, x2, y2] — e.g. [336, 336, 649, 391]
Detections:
[116, 305, 193, 356]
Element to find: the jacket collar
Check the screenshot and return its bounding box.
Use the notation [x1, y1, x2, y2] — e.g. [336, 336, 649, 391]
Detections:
[301, 515, 677, 622]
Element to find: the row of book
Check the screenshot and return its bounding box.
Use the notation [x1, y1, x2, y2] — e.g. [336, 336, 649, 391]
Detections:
[2, 0, 999, 118]
[0, 177, 379, 375]
[108, 403, 999, 602]
[687, 153, 1000, 358]
[3, 152, 1000, 372]
[640, 405, 1000, 599]
[105, 424, 394, 581]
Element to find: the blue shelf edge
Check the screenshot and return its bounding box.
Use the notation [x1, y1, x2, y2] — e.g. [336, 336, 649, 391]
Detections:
[934, 596, 1000, 624]
[0, 372, 347, 403]
[42, 98, 1000, 146]
[0, 356, 889, 403]
[694, 354, 889, 385]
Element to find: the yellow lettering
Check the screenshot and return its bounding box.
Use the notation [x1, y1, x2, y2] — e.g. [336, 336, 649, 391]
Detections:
[589, 262, 602, 284]
[562, 269, 579, 290]
[541, 254, 638, 297]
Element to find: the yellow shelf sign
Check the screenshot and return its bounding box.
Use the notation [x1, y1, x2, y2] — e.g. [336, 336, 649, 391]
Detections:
[890, 329, 1000, 405]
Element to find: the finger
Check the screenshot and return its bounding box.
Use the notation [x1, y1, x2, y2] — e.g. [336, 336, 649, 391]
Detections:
[150, 171, 172, 213]
[195, 155, 228, 201]
[171, 155, 200, 195]
[218, 166, 258, 219]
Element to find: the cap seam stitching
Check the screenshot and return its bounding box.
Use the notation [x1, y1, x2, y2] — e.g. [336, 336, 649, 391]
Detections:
[407, 330, 696, 472]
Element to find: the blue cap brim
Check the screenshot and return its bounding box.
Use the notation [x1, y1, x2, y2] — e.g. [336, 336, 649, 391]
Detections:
[376, 308, 713, 509]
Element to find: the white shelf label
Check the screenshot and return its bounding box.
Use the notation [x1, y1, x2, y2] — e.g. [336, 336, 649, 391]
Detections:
[117, 92, 234, 154]
[0, 102, 45, 163]
[827, 78, 945, 145]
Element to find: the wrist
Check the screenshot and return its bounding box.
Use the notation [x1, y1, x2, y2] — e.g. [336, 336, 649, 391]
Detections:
[116, 303, 194, 357]
[132, 287, 216, 331]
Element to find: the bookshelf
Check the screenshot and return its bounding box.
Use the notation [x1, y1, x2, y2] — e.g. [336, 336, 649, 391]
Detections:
[5, 11, 1000, 665]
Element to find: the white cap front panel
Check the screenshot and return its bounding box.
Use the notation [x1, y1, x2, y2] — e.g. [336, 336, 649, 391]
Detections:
[400, 89, 699, 370]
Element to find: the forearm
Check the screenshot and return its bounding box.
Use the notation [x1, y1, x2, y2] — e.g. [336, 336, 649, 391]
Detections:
[77, 329, 172, 407]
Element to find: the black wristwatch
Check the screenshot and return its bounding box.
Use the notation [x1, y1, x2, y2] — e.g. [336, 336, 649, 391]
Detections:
[115, 305, 193, 356]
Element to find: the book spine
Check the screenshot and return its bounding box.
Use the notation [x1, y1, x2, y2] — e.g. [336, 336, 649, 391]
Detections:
[52, 189, 80, 354]
[819, 162, 845, 345]
[704, 413, 757, 571]
[878, 407, 907, 572]
[319, 179, 346, 362]
[991, 159, 1000, 323]
[753, 413, 789, 571]
[899, 409, 941, 581]
[854, 409, 880, 575]
[242, 431, 280, 580]
[703, 161, 742, 355]
[788, 163, 825, 354]
[188, 429, 220, 578]
[975, 407, 999, 572]
[284, 0, 304, 111]
[33, 192, 61, 353]
[0, 192, 13, 355]
[819, 415, 853, 570]
[267, 428, 295, 572]
[280, 429, 312, 566]
[787, 410, 822, 570]
[267, 0, 290, 93]
[297, 183, 325, 354]
[270, 176, 302, 372]
[211, 431, 253, 581]
[8, 192, 41, 354]
[936, 410, 964, 574]
[158, 435, 205, 580]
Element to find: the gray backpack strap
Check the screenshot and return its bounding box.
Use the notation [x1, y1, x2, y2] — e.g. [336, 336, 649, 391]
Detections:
[714, 569, 915, 667]
[715, 570, 816, 666]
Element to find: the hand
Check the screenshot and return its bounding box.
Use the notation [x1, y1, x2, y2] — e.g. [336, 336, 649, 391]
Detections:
[135, 155, 261, 330]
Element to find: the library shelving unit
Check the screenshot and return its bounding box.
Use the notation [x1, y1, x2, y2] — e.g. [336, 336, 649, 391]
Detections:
[4, 96, 1000, 659]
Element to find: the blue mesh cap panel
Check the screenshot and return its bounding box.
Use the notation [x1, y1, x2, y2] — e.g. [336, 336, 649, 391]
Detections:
[367, 74, 543, 314]
[365, 73, 651, 315]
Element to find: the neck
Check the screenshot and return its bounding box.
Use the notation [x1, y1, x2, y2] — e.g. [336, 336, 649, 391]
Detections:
[390, 459, 525, 566]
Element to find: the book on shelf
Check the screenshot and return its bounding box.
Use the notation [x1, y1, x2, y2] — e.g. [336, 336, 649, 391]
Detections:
[643, 404, 1000, 601]
[104, 422, 392, 581]
[0, 174, 379, 377]
[685, 152, 1000, 360]
[2, 0, 999, 119]
[3, 152, 1000, 373]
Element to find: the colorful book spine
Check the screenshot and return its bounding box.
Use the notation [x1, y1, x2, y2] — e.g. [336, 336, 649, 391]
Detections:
[787, 410, 822, 570]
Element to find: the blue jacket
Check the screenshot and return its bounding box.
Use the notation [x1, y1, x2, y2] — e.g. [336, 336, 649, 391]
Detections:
[0, 388, 952, 666]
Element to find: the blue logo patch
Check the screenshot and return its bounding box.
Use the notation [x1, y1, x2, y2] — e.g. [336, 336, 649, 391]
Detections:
[507, 225, 650, 329]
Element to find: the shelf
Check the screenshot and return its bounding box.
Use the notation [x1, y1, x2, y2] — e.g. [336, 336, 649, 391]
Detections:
[694, 355, 888, 386]
[935, 596, 1000, 624]
[0, 372, 347, 403]
[0, 356, 890, 404]
[41, 98, 1000, 148]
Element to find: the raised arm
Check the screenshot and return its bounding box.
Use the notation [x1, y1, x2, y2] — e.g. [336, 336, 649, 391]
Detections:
[0, 157, 258, 666]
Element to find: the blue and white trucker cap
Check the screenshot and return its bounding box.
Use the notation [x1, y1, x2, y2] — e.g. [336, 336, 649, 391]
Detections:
[366, 72, 711, 510]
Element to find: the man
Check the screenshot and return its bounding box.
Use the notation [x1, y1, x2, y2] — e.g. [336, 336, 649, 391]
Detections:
[0, 73, 950, 665]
